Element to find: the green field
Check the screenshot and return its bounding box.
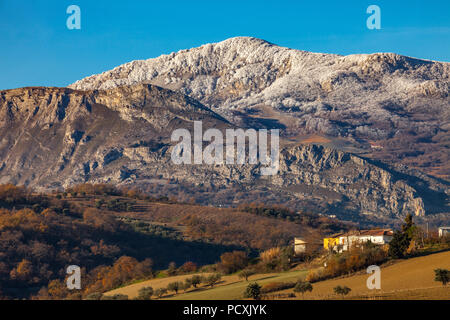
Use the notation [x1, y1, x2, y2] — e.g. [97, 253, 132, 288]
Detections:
[106, 269, 308, 300]
[165, 270, 308, 300]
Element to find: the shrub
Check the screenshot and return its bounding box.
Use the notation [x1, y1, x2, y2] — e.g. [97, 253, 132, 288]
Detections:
[333, 285, 351, 297]
[244, 282, 261, 300]
[261, 281, 295, 294]
[182, 281, 192, 292]
[279, 246, 295, 271]
[260, 247, 281, 264]
[101, 294, 128, 300]
[95, 199, 104, 208]
[266, 293, 296, 299]
[179, 261, 197, 274]
[258, 247, 293, 271]
[217, 251, 248, 274]
[305, 270, 322, 283]
[66, 183, 119, 196]
[204, 273, 222, 288]
[167, 281, 182, 294]
[322, 243, 388, 279]
[293, 281, 313, 298]
[238, 269, 256, 282]
[85, 292, 103, 300]
[0, 184, 28, 205]
[187, 275, 203, 288]
[434, 269, 449, 286]
[137, 286, 153, 300]
[82, 208, 120, 232]
[154, 288, 167, 299]
[167, 262, 177, 276]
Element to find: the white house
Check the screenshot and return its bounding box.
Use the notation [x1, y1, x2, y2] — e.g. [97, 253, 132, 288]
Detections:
[294, 238, 307, 254]
[438, 227, 450, 237]
[337, 229, 393, 251]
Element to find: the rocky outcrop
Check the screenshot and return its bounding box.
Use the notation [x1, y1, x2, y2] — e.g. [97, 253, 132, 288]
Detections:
[2, 36, 449, 221]
[0, 84, 447, 223]
[0, 84, 228, 187]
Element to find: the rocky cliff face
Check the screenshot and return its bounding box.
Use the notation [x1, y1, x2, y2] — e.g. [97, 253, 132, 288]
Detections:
[69, 37, 450, 180]
[0, 84, 228, 188]
[0, 84, 448, 223]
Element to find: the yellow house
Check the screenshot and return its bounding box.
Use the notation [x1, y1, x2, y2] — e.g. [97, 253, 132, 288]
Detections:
[323, 233, 343, 250]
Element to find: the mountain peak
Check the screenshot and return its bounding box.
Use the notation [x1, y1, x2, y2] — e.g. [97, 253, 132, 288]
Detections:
[214, 36, 275, 47]
[69, 37, 448, 109]
[67, 37, 449, 181]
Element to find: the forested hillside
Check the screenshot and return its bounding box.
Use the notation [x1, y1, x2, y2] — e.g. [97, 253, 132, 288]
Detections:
[0, 183, 348, 299]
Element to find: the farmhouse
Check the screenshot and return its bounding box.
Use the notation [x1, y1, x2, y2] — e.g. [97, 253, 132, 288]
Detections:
[323, 233, 344, 250]
[369, 141, 383, 150]
[324, 229, 393, 252]
[438, 227, 450, 237]
[294, 238, 307, 254]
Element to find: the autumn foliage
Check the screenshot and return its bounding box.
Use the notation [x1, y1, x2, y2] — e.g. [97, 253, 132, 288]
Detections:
[0, 184, 29, 206]
[217, 251, 248, 274]
[0, 184, 245, 299]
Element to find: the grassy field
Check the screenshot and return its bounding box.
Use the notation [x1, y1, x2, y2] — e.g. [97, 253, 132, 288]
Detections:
[104, 251, 449, 300]
[104, 273, 212, 299]
[105, 270, 308, 300]
[165, 270, 308, 300]
[276, 251, 450, 300]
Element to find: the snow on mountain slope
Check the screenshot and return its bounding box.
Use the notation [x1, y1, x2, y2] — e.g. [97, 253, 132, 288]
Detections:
[69, 37, 450, 179]
[70, 37, 449, 111]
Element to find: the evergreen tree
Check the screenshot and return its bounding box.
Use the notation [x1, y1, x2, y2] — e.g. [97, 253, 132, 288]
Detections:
[244, 282, 262, 300]
[434, 269, 449, 286]
[388, 214, 416, 258]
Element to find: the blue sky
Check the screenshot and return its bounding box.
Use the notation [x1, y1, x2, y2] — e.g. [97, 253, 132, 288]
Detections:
[0, 0, 449, 89]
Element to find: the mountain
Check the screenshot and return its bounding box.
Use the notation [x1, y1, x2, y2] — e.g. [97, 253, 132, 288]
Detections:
[70, 37, 450, 180]
[0, 81, 448, 224]
[0, 84, 228, 188]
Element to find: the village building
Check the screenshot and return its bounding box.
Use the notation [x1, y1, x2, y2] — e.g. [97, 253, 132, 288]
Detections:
[294, 238, 307, 255]
[438, 227, 450, 237]
[324, 229, 393, 252]
[323, 233, 344, 250]
[369, 141, 383, 150]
